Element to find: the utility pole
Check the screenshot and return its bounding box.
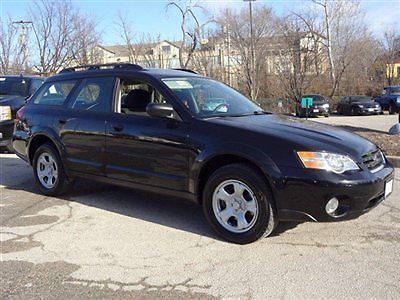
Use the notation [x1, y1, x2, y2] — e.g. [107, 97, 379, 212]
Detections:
[223, 25, 232, 86]
[12, 20, 33, 71]
[244, 0, 256, 100]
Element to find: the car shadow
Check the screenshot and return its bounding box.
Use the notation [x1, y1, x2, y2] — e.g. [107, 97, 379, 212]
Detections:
[2, 155, 301, 241]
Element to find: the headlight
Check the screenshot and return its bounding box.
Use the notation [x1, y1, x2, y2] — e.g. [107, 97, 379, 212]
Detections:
[322, 103, 329, 108]
[358, 105, 364, 108]
[375, 104, 380, 108]
[397, 96, 400, 103]
[0, 106, 12, 121]
[297, 151, 360, 174]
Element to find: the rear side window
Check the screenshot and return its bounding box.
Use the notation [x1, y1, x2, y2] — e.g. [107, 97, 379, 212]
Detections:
[33, 80, 76, 106]
[68, 77, 115, 112]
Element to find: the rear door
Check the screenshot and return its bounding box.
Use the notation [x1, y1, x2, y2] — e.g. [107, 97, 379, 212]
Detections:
[60, 76, 116, 176]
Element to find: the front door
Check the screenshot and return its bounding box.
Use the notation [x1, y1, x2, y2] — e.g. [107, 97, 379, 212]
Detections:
[105, 77, 190, 191]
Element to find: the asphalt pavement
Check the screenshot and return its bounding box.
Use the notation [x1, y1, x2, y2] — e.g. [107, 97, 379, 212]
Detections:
[1, 153, 399, 299]
[312, 114, 398, 132]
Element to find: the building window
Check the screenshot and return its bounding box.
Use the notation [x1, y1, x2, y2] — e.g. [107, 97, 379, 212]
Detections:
[162, 45, 171, 53]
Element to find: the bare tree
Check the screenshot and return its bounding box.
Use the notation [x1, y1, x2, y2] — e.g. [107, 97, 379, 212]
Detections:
[297, 0, 369, 97]
[167, 0, 210, 69]
[379, 26, 400, 86]
[191, 28, 225, 79]
[116, 12, 138, 63]
[0, 16, 26, 74]
[137, 33, 162, 68]
[29, 0, 78, 75]
[274, 15, 323, 103]
[71, 13, 101, 65]
[217, 5, 275, 100]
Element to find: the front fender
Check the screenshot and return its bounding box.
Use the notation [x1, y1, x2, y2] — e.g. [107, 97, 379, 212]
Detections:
[189, 142, 283, 195]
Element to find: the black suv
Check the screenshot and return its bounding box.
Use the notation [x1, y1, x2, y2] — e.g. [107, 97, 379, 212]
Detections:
[13, 64, 395, 244]
[0, 75, 44, 152]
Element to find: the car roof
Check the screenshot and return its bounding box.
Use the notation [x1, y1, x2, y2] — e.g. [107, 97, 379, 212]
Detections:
[0, 75, 45, 80]
[47, 66, 202, 82]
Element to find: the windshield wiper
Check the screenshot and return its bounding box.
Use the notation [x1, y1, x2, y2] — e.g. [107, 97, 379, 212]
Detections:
[203, 110, 271, 119]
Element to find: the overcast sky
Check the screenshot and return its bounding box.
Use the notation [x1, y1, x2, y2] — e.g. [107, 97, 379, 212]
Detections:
[1, 0, 399, 45]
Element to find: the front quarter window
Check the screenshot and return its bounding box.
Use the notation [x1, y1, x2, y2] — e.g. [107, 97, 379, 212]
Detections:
[162, 78, 262, 117]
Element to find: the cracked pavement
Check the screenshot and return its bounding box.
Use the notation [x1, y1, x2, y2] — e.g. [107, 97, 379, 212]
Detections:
[1, 153, 399, 299]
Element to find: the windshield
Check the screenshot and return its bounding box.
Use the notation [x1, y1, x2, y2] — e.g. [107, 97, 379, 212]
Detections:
[302, 95, 326, 103]
[352, 96, 373, 102]
[162, 78, 263, 117]
[0, 77, 30, 96]
[391, 87, 400, 95]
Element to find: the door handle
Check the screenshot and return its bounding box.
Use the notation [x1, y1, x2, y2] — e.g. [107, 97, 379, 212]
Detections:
[111, 124, 124, 132]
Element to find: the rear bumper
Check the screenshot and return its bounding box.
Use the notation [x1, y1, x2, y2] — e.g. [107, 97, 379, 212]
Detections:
[274, 163, 395, 222]
[0, 120, 14, 146]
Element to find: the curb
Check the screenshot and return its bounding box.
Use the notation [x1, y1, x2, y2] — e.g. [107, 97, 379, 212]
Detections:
[387, 156, 400, 168]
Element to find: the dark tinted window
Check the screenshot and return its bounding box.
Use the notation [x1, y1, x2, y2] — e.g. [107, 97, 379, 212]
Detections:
[0, 77, 29, 96]
[351, 96, 372, 102]
[33, 80, 77, 106]
[68, 77, 114, 112]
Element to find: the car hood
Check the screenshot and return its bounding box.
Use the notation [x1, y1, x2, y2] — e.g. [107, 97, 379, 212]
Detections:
[0, 95, 25, 109]
[208, 114, 377, 159]
[353, 101, 378, 107]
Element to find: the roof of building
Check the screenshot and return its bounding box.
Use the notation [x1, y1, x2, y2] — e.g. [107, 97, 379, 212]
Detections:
[97, 40, 181, 57]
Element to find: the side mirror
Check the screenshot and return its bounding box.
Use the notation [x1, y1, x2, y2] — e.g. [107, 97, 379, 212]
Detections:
[146, 103, 177, 120]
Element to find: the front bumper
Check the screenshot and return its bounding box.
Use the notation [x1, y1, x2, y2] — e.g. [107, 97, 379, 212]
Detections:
[360, 107, 381, 114]
[302, 106, 329, 116]
[0, 120, 14, 146]
[274, 162, 395, 222]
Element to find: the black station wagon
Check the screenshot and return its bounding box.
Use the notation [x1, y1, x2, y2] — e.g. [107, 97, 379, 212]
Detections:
[13, 64, 395, 244]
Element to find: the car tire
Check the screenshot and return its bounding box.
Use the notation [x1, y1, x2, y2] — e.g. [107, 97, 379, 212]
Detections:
[33, 143, 74, 196]
[389, 102, 396, 115]
[351, 107, 358, 116]
[202, 163, 277, 244]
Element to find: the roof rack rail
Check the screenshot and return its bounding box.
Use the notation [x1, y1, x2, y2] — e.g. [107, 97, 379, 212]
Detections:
[59, 63, 143, 74]
[173, 68, 197, 74]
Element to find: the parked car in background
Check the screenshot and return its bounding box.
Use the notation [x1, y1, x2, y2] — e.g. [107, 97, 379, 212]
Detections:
[374, 86, 400, 115]
[295, 94, 330, 118]
[0, 75, 45, 152]
[337, 96, 381, 116]
[12, 64, 395, 244]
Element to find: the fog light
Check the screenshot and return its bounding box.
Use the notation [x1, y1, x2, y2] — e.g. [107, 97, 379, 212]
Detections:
[326, 197, 339, 215]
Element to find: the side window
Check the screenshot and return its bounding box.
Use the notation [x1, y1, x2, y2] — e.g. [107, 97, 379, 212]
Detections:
[118, 78, 166, 115]
[30, 79, 44, 95]
[33, 80, 76, 106]
[68, 77, 115, 112]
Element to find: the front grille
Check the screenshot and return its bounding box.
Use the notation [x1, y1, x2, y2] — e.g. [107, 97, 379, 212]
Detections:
[362, 149, 384, 172]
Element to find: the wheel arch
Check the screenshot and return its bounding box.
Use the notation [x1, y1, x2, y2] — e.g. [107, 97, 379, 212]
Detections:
[191, 145, 282, 205]
[27, 130, 64, 166]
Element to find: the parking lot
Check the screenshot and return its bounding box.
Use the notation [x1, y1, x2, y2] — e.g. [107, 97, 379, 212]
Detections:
[1, 152, 399, 299]
[313, 114, 398, 132]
